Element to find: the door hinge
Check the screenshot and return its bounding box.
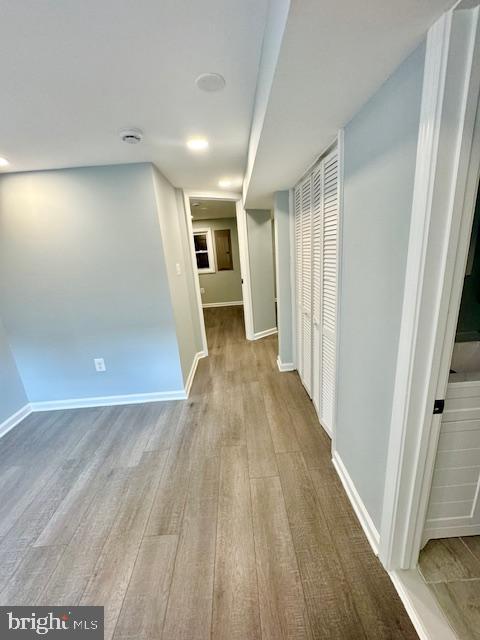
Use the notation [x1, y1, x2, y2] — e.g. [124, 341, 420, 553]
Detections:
[433, 399, 445, 415]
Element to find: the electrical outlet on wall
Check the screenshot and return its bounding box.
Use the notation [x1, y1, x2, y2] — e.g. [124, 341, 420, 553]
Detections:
[94, 358, 106, 372]
[200, 287, 205, 294]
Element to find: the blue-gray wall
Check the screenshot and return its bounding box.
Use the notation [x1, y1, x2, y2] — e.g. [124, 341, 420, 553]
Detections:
[152, 167, 201, 380]
[247, 209, 277, 335]
[0, 317, 28, 423]
[0, 163, 185, 402]
[335, 42, 426, 529]
[274, 191, 293, 364]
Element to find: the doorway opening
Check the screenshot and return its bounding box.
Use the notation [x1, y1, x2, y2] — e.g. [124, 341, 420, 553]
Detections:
[183, 192, 255, 355]
[417, 181, 480, 638]
[191, 198, 245, 349]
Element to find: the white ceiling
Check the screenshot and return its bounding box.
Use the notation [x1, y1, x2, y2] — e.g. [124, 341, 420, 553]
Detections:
[191, 199, 236, 220]
[0, 0, 458, 204]
[0, 0, 268, 190]
[244, 0, 455, 207]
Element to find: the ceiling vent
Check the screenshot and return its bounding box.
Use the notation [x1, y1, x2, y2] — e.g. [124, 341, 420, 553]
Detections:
[119, 128, 143, 144]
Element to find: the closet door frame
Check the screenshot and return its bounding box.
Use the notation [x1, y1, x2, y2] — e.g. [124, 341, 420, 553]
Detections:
[332, 130, 344, 447]
[291, 131, 344, 438]
[294, 183, 303, 376]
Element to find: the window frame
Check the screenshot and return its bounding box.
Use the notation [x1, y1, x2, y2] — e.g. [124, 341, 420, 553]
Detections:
[193, 228, 216, 273]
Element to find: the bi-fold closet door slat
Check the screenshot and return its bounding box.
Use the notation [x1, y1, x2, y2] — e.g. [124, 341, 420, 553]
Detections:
[294, 144, 340, 436]
[312, 164, 323, 414]
[300, 175, 313, 395]
[319, 148, 339, 433]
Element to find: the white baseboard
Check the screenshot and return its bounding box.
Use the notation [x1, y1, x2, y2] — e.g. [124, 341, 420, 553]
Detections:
[184, 350, 206, 397]
[252, 327, 278, 341]
[0, 404, 32, 439]
[202, 301, 243, 308]
[1, 354, 206, 437]
[332, 450, 380, 555]
[389, 569, 457, 640]
[276, 355, 295, 372]
[30, 389, 188, 411]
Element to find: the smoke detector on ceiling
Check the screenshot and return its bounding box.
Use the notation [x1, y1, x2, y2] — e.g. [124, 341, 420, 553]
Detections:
[195, 73, 226, 92]
[119, 128, 143, 144]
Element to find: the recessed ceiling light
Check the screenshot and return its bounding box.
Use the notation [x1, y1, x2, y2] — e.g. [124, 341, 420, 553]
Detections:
[187, 137, 209, 151]
[0, 157, 10, 168]
[195, 73, 226, 93]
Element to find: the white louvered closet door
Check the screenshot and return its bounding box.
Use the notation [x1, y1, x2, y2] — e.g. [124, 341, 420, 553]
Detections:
[294, 185, 303, 376]
[320, 148, 339, 433]
[311, 164, 323, 415]
[300, 175, 313, 395]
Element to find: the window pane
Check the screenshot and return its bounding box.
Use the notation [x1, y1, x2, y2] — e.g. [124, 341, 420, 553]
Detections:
[194, 234, 208, 251]
[196, 252, 210, 269]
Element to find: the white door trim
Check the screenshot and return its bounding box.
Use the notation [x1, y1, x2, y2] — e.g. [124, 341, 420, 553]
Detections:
[235, 200, 255, 340]
[182, 190, 254, 348]
[380, 6, 480, 570]
[332, 129, 345, 452]
[289, 188, 298, 369]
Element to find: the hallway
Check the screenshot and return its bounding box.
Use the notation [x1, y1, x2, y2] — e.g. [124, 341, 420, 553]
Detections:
[0, 306, 416, 639]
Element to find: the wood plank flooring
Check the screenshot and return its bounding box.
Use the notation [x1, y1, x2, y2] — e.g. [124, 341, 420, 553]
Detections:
[0, 306, 417, 639]
[419, 536, 480, 639]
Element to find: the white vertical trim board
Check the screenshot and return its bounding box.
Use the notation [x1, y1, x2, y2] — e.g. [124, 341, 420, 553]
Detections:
[0, 404, 32, 440]
[380, 7, 480, 571]
[332, 450, 380, 555]
[332, 129, 345, 453]
[235, 200, 255, 341]
[183, 190, 209, 356]
[289, 188, 298, 370]
[389, 570, 457, 640]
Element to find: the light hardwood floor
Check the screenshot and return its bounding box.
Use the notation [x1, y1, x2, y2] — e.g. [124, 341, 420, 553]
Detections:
[419, 536, 480, 639]
[0, 306, 417, 639]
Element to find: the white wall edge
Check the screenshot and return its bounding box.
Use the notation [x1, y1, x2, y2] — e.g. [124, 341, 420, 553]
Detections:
[182, 190, 209, 357]
[0, 404, 32, 440]
[276, 355, 295, 372]
[184, 350, 206, 397]
[202, 301, 243, 308]
[389, 569, 457, 640]
[332, 450, 380, 555]
[252, 327, 278, 341]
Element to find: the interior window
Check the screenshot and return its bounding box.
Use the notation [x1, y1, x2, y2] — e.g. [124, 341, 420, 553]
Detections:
[193, 229, 215, 273]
